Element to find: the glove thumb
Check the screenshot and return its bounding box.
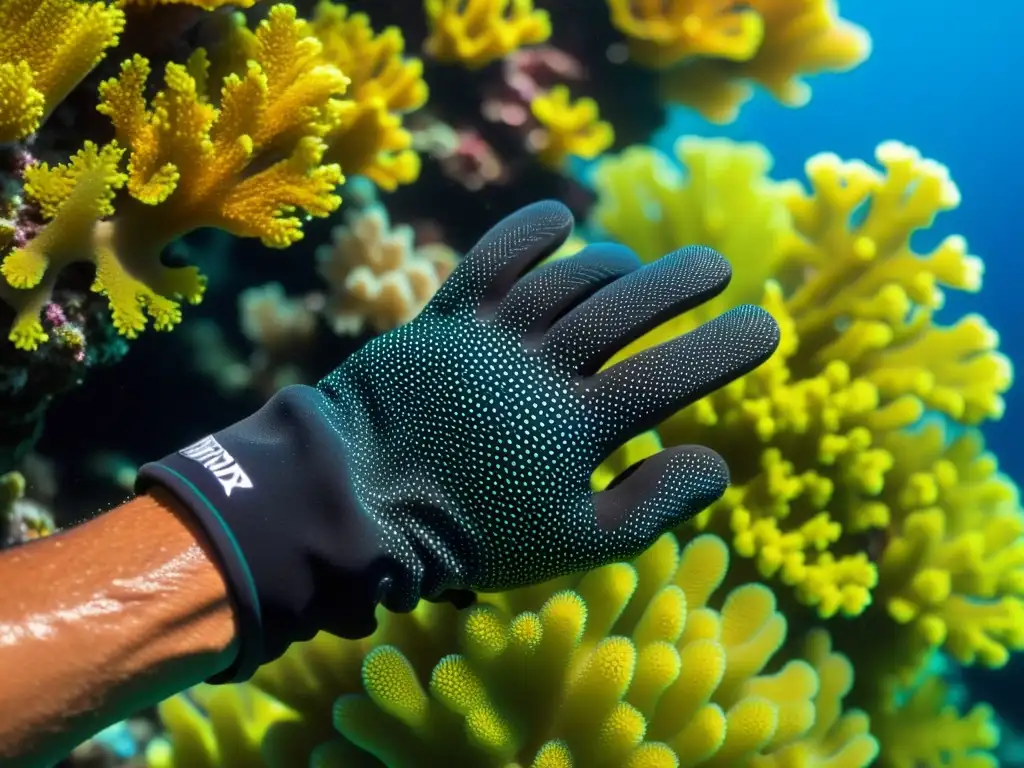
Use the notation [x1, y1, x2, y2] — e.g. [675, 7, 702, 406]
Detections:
[592, 445, 729, 562]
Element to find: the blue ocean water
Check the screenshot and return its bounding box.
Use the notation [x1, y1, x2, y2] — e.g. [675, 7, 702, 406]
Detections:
[652, 1, 1024, 482]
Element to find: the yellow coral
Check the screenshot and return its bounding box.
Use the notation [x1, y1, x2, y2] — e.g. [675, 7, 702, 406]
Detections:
[118, 0, 254, 8]
[749, 630, 878, 768]
[782, 141, 1007, 424]
[871, 675, 999, 768]
[606, 0, 765, 68]
[1, 3, 346, 347]
[591, 137, 796, 326]
[530, 85, 614, 170]
[148, 534, 876, 767]
[316, 204, 458, 335]
[0, 141, 133, 348]
[0, 0, 125, 142]
[99, 9, 347, 238]
[875, 423, 1024, 670]
[424, 0, 551, 69]
[217, 2, 427, 190]
[642, 0, 872, 123]
[308, 1, 429, 190]
[590, 137, 1018, 670]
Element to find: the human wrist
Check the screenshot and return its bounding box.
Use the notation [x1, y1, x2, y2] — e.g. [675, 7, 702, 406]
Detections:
[0, 492, 236, 766]
[136, 385, 395, 682]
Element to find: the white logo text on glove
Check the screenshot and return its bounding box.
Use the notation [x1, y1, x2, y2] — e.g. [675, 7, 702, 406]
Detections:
[179, 435, 254, 496]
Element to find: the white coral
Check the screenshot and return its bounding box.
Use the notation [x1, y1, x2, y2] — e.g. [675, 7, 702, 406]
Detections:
[316, 204, 458, 335]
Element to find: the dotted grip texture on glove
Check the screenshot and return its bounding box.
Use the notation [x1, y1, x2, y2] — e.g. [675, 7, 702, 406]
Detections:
[317, 200, 780, 606]
[137, 200, 779, 683]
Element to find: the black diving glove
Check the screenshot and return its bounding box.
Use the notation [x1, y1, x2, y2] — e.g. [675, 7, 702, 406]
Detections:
[136, 200, 780, 683]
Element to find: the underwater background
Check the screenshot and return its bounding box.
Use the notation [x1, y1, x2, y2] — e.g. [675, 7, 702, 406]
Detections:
[0, 0, 1021, 765]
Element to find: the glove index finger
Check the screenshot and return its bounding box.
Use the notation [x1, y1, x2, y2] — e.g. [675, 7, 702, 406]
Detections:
[427, 200, 574, 317]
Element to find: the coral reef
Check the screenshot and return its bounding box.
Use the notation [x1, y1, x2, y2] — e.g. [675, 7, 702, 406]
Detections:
[143, 132, 1019, 768]
[0, 1, 385, 466]
[1, 4, 351, 349]
[147, 533, 880, 767]
[607, 0, 872, 123]
[590, 135, 1016, 763]
[0, 1, 1014, 766]
[424, 0, 552, 70]
[316, 203, 458, 336]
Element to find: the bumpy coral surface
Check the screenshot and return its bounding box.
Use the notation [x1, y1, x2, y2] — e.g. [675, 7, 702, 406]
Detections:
[148, 533, 878, 768]
[424, 0, 552, 70]
[606, 0, 871, 122]
[317, 203, 459, 336]
[590, 135, 1016, 762]
[0, 0, 125, 143]
[529, 85, 614, 170]
[307, 1, 429, 190]
[1, 4, 347, 348]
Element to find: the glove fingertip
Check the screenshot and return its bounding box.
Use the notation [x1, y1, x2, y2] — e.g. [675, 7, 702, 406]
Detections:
[670, 444, 730, 514]
[593, 444, 730, 534]
[730, 303, 782, 360]
[673, 244, 733, 285]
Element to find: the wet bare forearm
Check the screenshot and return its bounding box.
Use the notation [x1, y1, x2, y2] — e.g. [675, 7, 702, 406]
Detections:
[0, 489, 238, 767]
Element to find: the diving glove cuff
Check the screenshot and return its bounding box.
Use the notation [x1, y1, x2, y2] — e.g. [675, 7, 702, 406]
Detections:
[135, 384, 395, 683]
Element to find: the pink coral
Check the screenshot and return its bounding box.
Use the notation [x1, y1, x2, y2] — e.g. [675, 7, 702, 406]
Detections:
[483, 45, 586, 127]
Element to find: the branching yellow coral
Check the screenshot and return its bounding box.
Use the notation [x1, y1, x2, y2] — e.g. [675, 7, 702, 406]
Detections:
[606, 0, 766, 68]
[875, 423, 1024, 669]
[590, 137, 1019, 676]
[871, 675, 1000, 768]
[118, 0, 255, 8]
[308, 1, 429, 190]
[424, 0, 551, 69]
[530, 85, 615, 170]
[99, 40, 344, 243]
[781, 141, 1007, 425]
[0, 141, 134, 348]
[316, 203, 458, 335]
[608, 0, 871, 123]
[591, 137, 797, 326]
[1, 3, 346, 348]
[147, 534, 877, 767]
[0, 0, 125, 142]
[218, 2, 428, 190]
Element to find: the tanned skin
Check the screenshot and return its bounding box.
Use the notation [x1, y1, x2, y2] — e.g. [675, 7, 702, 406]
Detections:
[0, 489, 239, 767]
